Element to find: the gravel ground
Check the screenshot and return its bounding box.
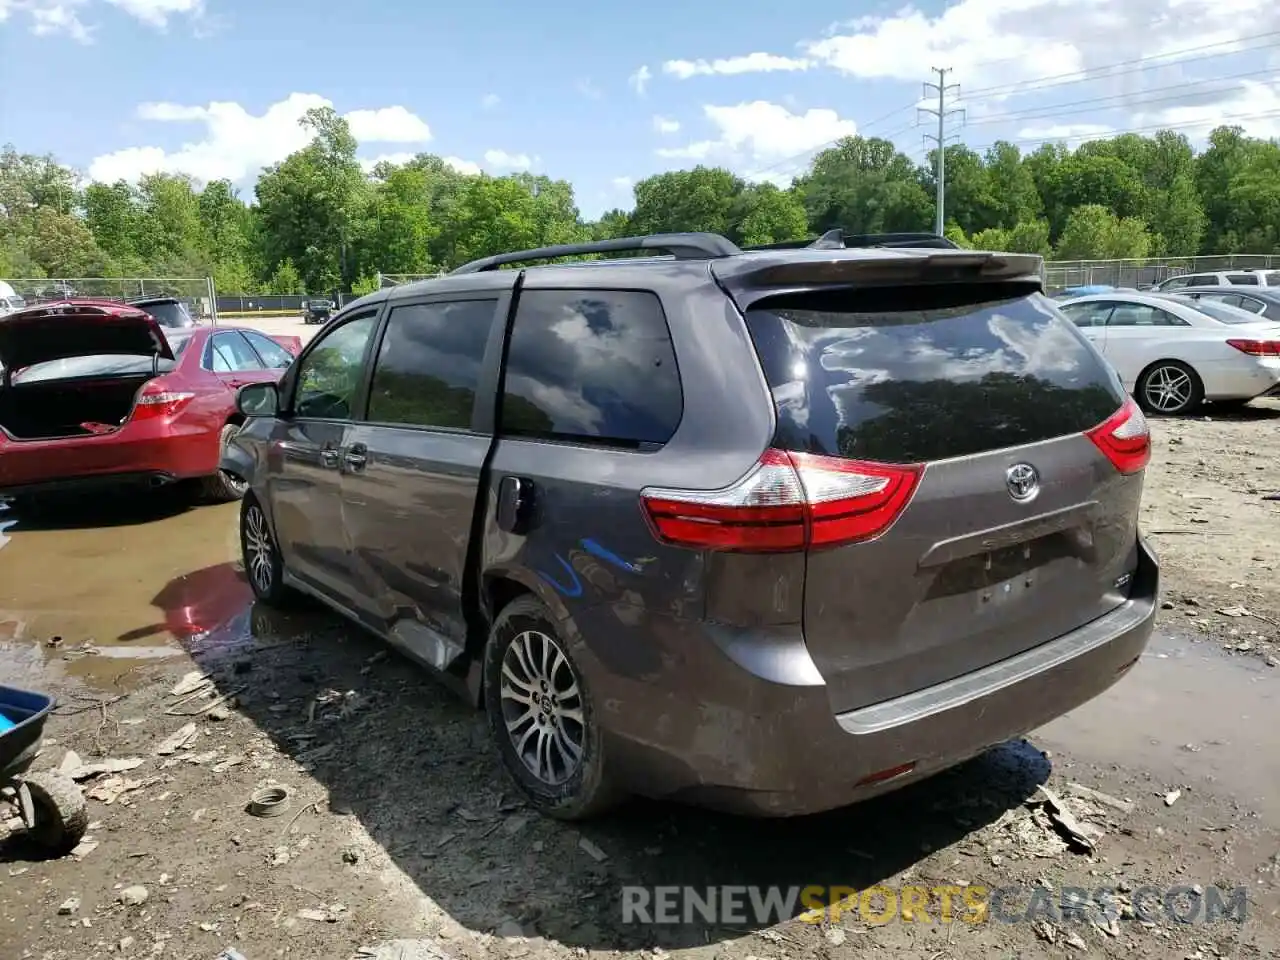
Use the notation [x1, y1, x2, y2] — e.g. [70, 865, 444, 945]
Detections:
[1, 403, 1278, 960]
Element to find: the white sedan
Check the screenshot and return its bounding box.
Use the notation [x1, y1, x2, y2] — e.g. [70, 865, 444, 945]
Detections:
[1057, 291, 1280, 415]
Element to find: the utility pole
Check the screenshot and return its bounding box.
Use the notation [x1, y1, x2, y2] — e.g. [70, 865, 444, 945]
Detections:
[919, 67, 965, 236]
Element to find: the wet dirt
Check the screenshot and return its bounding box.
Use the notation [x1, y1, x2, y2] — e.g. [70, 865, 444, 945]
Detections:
[2, 403, 1280, 960]
[0, 494, 245, 689]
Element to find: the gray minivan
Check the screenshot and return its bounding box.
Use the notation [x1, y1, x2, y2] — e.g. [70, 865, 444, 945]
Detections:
[223, 231, 1159, 819]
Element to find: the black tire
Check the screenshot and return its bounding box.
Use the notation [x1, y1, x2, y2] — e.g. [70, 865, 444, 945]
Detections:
[3, 494, 44, 519]
[240, 492, 296, 607]
[21, 772, 88, 856]
[1136, 360, 1204, 416]
[198, 424, 250, 503]
[483, 595, 620, 820]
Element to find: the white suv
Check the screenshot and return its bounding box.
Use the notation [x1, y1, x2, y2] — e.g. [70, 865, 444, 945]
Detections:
[1153, 269, 1280, 291]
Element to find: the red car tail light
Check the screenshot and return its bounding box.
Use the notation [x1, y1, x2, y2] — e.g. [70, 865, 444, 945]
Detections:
[640, 449, 923, 553]
[1086, 397, 1150, 475]
[132, 382, 195, 420]
[1226, 338, 1280, 356]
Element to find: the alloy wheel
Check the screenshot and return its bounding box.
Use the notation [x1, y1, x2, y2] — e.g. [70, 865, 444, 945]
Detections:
[499, 629, 586, 787]
[1142, 365, 1194, 413]
[243, 504, 274, 595]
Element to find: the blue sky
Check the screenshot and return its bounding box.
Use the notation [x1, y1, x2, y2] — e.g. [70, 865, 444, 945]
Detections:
[2, 0, 1278, 218]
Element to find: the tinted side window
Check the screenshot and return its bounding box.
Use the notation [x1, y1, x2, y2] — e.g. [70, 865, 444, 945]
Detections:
[1059, 302, 1113, 327]
[1185, 275, 1216, 287]
[1159, 276, 1189, 290]
[1228, 274, 1260, 285]
[501, 289, 682, 447]
[744, 286, 1123, 464]
[295, 314, 379, 419]
[243, 331, 295, 369]
[366, 299, 496, 430]
[208, 332, 265, 372]
[1107, 304, 1186, 327]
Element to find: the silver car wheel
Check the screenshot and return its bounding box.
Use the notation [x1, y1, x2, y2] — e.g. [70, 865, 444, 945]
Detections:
[244, 504, 274, 594]
[499, 629, 585, 787]
[1142, 364, 1195, 413]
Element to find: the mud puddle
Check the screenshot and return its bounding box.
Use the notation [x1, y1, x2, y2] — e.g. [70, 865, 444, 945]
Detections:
[0, 495, 252, 688]
[1038, 625, 1279, 821]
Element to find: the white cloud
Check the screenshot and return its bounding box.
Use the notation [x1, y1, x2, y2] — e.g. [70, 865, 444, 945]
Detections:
[576, 78, 604, 101]
[359, 153, 416, 173]
[611, 176, 633, 190]
[652, 115, 680, 135]
[1133, 79, 1280, 140]
[483, 149, 534, 172]
[481, 93, 500, 109]
[628, 65, 652, 95]
[1016, 122, 1115, 142]
[88, 93, 434, 185]
[444, 156, 483, 176]
[29, 2, 92, 41]
[345, 106, 432, 143]
[4, 0, 203, 40]
[663, 52, 813, 79]
[657, 100, 857, 167]
[104, 0, 201, 27]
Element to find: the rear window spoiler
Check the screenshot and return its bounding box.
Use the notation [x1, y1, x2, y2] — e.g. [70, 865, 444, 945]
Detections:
[714, 248, 1046, 306]
[742, 230, 961, 251]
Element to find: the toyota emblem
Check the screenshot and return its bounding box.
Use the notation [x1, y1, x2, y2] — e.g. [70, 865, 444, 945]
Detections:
[1005, 463, 1040, 503]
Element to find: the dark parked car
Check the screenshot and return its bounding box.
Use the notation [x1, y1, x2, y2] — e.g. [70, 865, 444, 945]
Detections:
[300, 298, 334, 325]
[126, 295, 198, 329]
[1169, 285, 1280, 323]
[223, 231, 1159, 820]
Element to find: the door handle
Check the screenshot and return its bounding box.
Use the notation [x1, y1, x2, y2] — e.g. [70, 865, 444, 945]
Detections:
[497, 475, 535, 534]
[343, 443, 368, 472]
[319, 447, 341, 469]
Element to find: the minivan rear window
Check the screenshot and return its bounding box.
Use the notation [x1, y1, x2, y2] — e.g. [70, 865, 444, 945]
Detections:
[744, 285, 1125, 464]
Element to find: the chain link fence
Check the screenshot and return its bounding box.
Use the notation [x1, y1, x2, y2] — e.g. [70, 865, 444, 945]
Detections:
[215, 292, 362, 316]
[1045, 255, 1280, 291]
[4, 277, 218, 321]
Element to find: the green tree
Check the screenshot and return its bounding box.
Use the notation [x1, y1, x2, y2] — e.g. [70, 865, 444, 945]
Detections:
[728, 183, 808, 246]
[1055, 204, 1153, 260]
[268, 258, 304, 294]
[798, 136, 932, 235]
[630, 167, 742, 236]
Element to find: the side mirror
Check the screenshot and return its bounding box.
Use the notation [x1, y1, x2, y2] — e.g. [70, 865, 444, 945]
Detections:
[237, 382, 279, 418]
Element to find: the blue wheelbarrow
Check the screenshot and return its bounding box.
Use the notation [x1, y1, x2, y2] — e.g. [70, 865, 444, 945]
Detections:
[0, 684, 88, 855]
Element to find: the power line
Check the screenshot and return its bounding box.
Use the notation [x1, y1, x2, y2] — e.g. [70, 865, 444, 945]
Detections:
[962, 107, 1280, 154]
[921, 67, 964, 234]
[961, 33, 1280, 101]
[962, 67, 1280, 128]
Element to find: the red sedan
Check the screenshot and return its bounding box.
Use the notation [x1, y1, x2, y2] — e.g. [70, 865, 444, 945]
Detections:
[0, 299, 301, 507]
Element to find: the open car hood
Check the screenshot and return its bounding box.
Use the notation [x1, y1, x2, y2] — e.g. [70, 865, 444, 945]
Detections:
[0, 300, 174, 371]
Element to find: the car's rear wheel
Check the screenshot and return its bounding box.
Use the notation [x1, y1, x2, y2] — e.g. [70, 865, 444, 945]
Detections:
[484, 595, 620, 820]
[1136, 360, 1203, 416]
[240, 493, 296, 606]
[198, 424, 250, 503]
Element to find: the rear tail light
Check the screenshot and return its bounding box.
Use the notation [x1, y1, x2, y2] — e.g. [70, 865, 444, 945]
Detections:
[1226, 338, 1280, 356]
[1086, 397, 1150, 475]
[640, 449, 923, 553]
[132, 382, 195, 420]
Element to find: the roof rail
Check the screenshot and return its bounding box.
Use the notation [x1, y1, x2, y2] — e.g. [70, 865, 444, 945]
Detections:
[448, 233, 742, 275]
[742, 230, 959, 251]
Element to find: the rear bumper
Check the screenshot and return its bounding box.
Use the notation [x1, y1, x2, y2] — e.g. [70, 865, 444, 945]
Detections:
[577, 537, 1159, 816]
[0, 422, 218, 495]
[1199, 357, 1280, 400]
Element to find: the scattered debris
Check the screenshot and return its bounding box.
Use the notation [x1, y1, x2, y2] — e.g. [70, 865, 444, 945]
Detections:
[297, 903, 345, 923]
[578, 836, 608, 862]
[63, 756, 146, 781]
[155, 722, 198, 756]
[1035, 786, 1100, 853]
[246, 786, 291, 818]
[1067, 782, 1135, 814]
[1165, 789, 1182, 807]
[118, 885, 149, 907]
[170, 671, 212, 698]
[57, 897, 80, 915]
